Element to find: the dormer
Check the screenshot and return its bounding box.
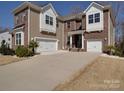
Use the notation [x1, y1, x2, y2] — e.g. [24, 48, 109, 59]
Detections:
[40, 3, 58, 33]
[84, 2, 104, 32]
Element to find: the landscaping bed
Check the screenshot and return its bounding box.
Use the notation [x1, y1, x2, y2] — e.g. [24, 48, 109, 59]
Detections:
[0, 55, 25, 66]
[55, 56, 124, 90]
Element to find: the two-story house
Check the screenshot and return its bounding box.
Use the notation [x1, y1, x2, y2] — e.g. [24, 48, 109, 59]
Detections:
[12, 2, 115, 53]
[0, 29, 12, 48]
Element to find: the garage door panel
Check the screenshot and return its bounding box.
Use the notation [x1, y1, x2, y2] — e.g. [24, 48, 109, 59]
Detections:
[36, 39, 57, 52]
[87, 41, 102, 52]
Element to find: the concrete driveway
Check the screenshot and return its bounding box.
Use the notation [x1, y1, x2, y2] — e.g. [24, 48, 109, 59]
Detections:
[0, 52, 100, 91]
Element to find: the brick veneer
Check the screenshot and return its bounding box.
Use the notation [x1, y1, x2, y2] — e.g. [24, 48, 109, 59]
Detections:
[84, 10, 109, 51]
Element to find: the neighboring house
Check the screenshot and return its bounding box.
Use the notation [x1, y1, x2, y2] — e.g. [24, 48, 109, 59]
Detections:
[0, 30, 12, 48]
[12, 2, 115, 53]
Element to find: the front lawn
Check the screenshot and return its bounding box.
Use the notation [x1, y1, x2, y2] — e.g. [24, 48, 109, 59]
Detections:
[0, 55, 25, 66]
[55, 56, 124, 90]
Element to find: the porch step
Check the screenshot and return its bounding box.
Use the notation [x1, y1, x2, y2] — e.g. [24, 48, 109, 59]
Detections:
[69, 48, 84, 52]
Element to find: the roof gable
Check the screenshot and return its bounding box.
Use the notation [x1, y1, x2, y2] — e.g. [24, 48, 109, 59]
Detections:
[13, 2, 41, 14]
[42, 3, 58, 17]
[84, 2, 104, 13]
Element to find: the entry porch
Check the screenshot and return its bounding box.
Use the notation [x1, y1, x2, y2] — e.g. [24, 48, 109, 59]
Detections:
[67, 30, 84, 50]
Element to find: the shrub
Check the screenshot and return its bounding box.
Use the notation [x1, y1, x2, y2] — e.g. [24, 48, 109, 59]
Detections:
[104, 43, 124, 57]
[113, 47, 122, 57]
[27, 49, 34, 56]
[2, 48, 15, 55]
[29, 39, 38, 54]
[116, 41, 124, 57]
[15, 46, 33, 57]
[0, 40, 15, 55]
[104, 45, 115, 55]
[0, 40, 6, 54]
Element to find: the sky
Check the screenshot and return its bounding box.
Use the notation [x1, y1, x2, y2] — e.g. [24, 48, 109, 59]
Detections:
[0, 1, 91, 29]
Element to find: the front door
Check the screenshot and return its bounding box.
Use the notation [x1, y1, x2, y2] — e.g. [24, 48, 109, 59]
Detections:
[72, 34, 82, 48]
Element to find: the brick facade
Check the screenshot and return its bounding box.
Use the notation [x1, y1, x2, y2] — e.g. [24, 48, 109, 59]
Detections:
[84, 10, 109, 51]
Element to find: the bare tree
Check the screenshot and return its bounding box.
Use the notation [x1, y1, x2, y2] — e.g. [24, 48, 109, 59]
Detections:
[121, 21, 124, 41]
[70, 6, 83, 14]
[104, 2, 124, 43]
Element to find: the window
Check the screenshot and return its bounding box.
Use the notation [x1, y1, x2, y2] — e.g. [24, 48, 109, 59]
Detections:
[16, 33, 21, 45]
[45, 15, 49, 24]
[88, 14, 93, 24]
[88, 13, 100, 24]
[45, 15, 53, 25]
[50, 17, 53, 25]
[67, 22, 70, 28]
[95, 13, 100, 23]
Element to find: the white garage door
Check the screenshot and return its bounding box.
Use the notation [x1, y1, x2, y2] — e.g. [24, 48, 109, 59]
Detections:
[87, 40, 102, 52]
[36, 38, 57, 52]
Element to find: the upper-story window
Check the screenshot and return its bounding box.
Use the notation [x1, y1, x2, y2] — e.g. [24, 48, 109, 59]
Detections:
[45, 15, 53, 26]
[88, 13, 100, 24]
[88, 14, 93, 24]
[95, 13, 100, 23]
[50, 17, 53, 25]
[46, 15, 49, 24]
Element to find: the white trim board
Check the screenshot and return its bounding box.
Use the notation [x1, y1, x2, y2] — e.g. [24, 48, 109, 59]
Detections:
[34, 37, 59, 41]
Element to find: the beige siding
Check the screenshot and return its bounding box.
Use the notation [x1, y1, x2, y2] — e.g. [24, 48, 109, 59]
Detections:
[56, 20, 64, 49]
[30, 9, 40, 39]
[30, 9, 57, 40]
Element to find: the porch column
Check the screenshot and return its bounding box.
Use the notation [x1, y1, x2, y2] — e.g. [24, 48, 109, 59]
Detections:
[82, 35, 84, 49]
[70, 36, 72, 48]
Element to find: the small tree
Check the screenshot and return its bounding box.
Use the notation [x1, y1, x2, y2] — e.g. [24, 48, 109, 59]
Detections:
[0, 40, 7, 54]
[0, 40, 14, 55]
[29, 39, 38, 54]
[118, 41, 124, 56]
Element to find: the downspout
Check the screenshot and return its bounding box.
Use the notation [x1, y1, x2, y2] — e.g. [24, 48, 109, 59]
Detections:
[28, 7, 30, 45]
[108, 11, 111, 46]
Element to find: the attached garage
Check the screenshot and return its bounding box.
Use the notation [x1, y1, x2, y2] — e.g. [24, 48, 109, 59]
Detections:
[35, 37, 58, 53]
[87, 40, 102, 52]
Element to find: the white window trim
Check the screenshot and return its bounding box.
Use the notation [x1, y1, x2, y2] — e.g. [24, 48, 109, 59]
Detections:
[45, 15, 53, 26]
[94, 13, 100, 23]
[34, 37, 58, 41]
[88, 14, 94, 24]
[88, 13, 100, 24]
[15, 31, 24, 45]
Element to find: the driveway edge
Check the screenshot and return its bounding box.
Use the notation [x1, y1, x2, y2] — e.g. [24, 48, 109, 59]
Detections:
[53, 56, 99, 90]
